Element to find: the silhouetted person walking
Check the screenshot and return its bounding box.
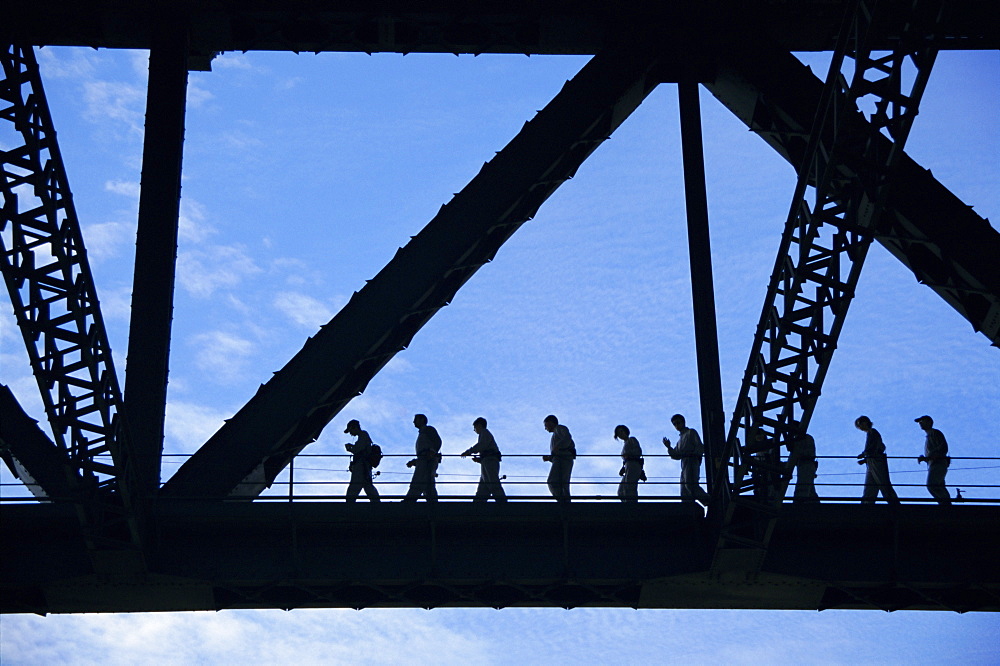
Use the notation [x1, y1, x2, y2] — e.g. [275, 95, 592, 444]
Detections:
[915, 415, 951, 506]
[344, 419, 380, 503]
[543, 415, 576, 503]
[786, 430, 819, 504]
[403, 413, 442, 502]
[461, 417, 506, 502]
[750, 430, 782, 502]
[854, 415, 899, 505]
[615, 424, 644, 502]
[664, 414, 711, 505]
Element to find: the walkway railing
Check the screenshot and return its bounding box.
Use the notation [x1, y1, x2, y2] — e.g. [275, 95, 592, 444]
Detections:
[3, 453, 999, 504]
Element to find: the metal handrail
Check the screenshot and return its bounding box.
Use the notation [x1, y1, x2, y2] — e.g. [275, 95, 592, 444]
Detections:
[4, 452, 999, 503]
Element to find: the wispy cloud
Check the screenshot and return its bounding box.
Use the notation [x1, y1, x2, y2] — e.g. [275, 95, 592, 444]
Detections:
[82, 80, 145, 135]
[82, 221, 133, 263]
[164, 401, 231, 454]
[190, 330, 256, 383]
[273, 291, 335, 329]
[177, 245, 261, 297]
[105, 179, 140, 198]
[178, 198, 216, 243]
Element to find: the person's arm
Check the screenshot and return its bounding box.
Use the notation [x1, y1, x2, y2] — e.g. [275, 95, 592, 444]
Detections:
[462, 432, 487, 457]
[662, 436, 682, 460]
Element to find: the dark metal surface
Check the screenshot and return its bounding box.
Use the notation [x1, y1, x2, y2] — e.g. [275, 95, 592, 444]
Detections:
[0, 385, 73, 500]
[123, 17, 190, 499]
[3, 501, 998, 613]
[2, 0, 998, 615]
[3, 0, 999, 61]
[703, 37, 1000, 348]
[712, 0, 948, 574]
[677, 81, 726, 496]
[1, 46, 146, 564]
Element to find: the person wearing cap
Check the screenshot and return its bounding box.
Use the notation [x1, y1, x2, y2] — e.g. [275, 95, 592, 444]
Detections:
[854, 415, 899, 505]
[403, 414, 442, 502]
[663, 413, 711, 505]
[344, 419, 380, 503]
[543, 415, 576, 503]
[461, 417, 506, 502]
[915, 415, 952, 506]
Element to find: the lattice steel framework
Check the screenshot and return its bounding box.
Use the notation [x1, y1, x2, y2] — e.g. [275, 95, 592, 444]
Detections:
[715, 0, 943, 564]
[0, 44, 143, 553]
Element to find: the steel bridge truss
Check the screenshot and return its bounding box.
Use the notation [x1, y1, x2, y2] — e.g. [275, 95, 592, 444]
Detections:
[0, 44, 144, 559]
[715, 0, 944, 569]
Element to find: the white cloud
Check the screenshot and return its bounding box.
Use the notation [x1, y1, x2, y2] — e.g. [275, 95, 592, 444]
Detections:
[221, 129, 266, 151]
[96, 285, 133, 322]
[277, 76, 305, 91]
[35, 46, 98, 79]
[186, 81, 214, 108]
[128, 50, 150, 79]
[190, 330, 255, 383]
[105, 179, 140, 198]
[213, 53, 255, 70]
[178, 198, 216, 243]
[164, 401, 230, 454]
[82, 80, 145, 135]
[273, 291, 335, 329]
[82, 221, 133, 263]
[177, 245, 261, 297]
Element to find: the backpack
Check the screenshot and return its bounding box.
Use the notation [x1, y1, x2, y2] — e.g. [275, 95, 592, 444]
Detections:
[368, 443, 384, 468]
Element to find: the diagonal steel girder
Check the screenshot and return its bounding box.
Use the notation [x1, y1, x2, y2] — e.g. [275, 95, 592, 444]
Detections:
[702, 36, 1000, 347]
[161, 45, 665, 499]
[1, 44, 147, 567]
[0, 384, 75, 500]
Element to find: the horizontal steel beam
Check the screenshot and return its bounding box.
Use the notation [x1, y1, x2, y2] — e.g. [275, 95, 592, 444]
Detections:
[3, 502, 998, 613]
[161, 44, 663, 500]
[3, 0, 998, 63]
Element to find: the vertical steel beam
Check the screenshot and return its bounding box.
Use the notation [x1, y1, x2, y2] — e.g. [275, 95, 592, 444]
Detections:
[677, 82, 725, 498]
[123, 17, 189, 497]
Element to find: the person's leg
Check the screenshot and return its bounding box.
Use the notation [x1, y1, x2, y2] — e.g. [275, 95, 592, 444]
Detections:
[870, 459, 898, 504]
[424, 461, 438, 502]
[927, 461, 951, 505]
[680, 459, 698, 502]
[547, 462, 559, 499]
[346, 464, 363, 503]
[473, 470, 489, 502]
[559, 458, 573, 502]
[402, 466, 422, 502]
[861, 467, 877, 504]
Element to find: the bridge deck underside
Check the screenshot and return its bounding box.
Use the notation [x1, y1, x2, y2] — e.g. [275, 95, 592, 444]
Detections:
[4, 503, 998, 613]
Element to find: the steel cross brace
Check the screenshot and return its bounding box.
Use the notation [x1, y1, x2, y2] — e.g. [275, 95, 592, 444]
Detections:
[1, 45, 145, 563]
[710, 0, 944, 571]
[161, 45, 665, 500]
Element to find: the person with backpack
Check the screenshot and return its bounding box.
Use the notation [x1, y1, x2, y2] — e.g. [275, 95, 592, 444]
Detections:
[344, 419, 381, 503]
[461, 417, 506, 502]
[663, 413, 711, 506]
[403, 413, 442, 502]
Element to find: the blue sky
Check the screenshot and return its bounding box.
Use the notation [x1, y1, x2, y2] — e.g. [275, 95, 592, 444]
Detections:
[2, 47, 999, 663]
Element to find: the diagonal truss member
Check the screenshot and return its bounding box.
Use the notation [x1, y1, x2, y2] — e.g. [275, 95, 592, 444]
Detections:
[162, 45, 665, 499]
[0, 45, 144, 558]
[712, 0, 945, 568]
